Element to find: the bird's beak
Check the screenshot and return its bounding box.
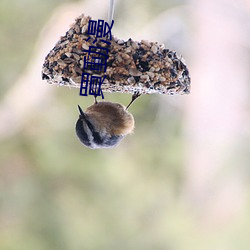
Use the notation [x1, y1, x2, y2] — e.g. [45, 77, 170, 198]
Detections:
[77, 105, 86, 119]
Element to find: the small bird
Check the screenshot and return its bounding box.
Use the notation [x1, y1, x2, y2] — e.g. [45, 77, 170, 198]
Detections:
[75, 92, 140, 149]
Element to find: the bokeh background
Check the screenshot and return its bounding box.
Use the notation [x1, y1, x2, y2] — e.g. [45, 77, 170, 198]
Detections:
[1, 0, 250, 249]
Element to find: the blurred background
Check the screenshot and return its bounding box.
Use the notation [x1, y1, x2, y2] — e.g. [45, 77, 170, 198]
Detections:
[1, 0, 250, 249]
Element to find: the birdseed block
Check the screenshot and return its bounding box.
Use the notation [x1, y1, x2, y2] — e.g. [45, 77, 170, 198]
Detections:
[42, 14, 190, 95]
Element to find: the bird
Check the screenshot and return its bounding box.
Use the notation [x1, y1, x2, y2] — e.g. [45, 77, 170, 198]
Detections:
[75, 92, 140, 149]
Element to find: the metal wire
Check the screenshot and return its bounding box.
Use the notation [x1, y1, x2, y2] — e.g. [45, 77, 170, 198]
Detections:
[108, 0, 115, 25]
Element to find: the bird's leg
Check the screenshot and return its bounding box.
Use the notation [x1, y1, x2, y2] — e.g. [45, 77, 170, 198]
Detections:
[126, 91, 141, 110]
[94, 95, 98, 104]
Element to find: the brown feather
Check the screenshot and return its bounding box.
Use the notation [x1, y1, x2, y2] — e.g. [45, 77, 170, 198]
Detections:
[85, 101, 134, 135]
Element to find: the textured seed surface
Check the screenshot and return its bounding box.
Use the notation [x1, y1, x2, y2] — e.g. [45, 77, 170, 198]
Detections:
[42, 14, 191, 95]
